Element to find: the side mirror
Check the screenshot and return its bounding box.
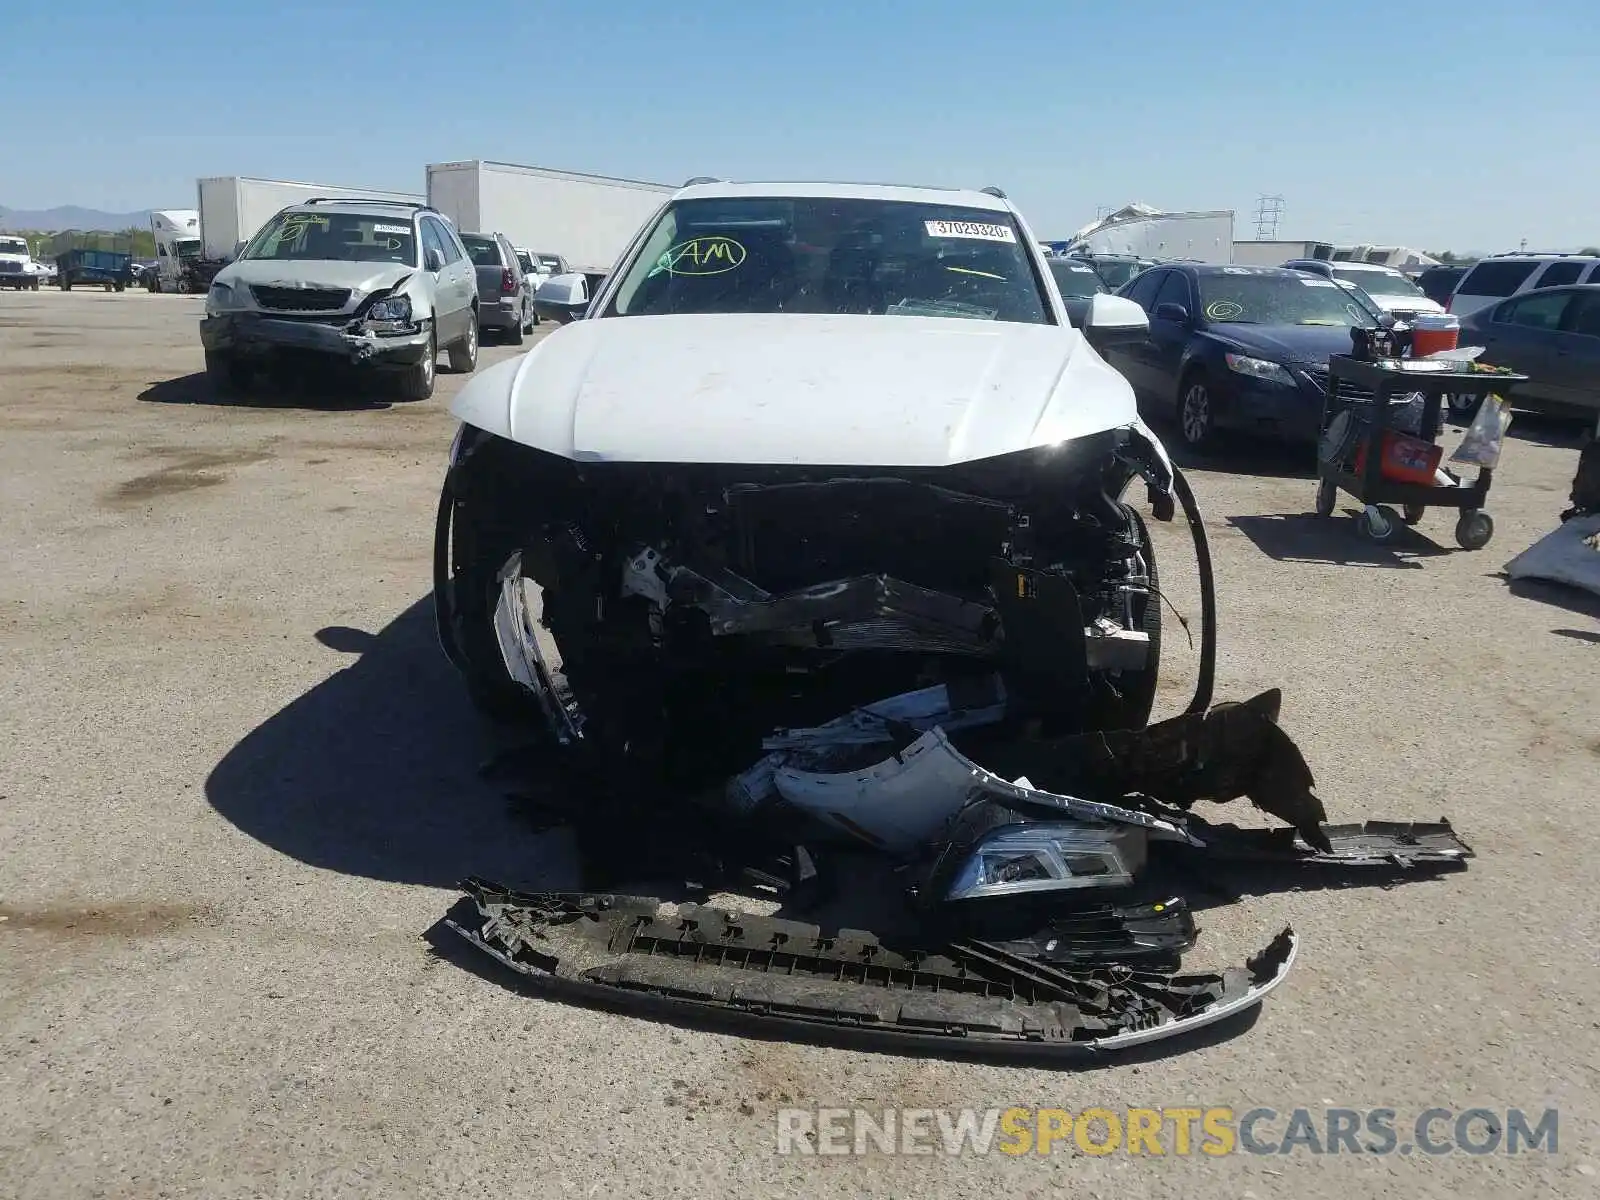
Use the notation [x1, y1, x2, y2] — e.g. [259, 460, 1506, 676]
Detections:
[1083, 294, 1150, 350]
[532, 272, 591, 324]
[1153, 302, 1190, 325]
[424, 247, 444, 273]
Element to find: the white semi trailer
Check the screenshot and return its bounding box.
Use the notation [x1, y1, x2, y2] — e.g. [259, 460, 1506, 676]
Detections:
[425, 160, 674, 275]
[196, 176, 424, 262]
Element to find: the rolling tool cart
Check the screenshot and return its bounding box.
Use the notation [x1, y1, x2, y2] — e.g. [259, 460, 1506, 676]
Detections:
[1314, 353, 1524, 549]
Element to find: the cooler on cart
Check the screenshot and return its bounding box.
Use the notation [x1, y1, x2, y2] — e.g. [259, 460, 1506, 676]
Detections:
[1314, 352, 1524, 550]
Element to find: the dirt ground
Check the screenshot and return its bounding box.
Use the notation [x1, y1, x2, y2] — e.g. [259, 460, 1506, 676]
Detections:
[2, 288, 1597, 1199]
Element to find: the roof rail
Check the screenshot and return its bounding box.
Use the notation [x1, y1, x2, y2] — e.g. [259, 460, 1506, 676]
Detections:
[980, 186, 1007, 199]
[301, 197, 431, 209]
[682, 176, 724, 187]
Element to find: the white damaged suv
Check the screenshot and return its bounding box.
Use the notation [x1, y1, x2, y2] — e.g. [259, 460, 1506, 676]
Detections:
[434, 179, 1175, 780]
[200, 199, 480, 399]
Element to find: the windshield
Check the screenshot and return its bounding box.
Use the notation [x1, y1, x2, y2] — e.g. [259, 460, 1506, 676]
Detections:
[1332, 267, 1424, 299]
[0, 238, 27, 256]
[242, 211, 417, 265]
[537, 254, 563, 272]
[461, 235, 501, 267]
[174, 238, 201, 258]
[606, 197, 1051, 324]
[516, 251, 534, 271]
[1198, 272, 1377, 327]
[1049, 259, 1107, 298]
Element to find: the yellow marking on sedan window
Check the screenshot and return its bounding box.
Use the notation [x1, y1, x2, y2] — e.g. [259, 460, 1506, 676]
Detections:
[946, 266, 1006, 281]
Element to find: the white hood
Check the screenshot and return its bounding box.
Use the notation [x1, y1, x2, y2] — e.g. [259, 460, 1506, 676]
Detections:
[451, 313, 1153, 468]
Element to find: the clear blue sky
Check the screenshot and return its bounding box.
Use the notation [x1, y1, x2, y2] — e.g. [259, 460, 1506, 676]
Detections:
[5, 0, 1594, 253]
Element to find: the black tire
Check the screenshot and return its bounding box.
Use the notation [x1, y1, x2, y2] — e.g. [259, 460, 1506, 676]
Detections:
[523, 303, 536, 333]
[1455, 509, 1494, 551]
[447, 311, 479, 373]
[1402, 503, 1427, 525]
[439, 466, 540, 721]
[1314, 476, 1337, 517]
[506, 316, 524, 346]
[400, 327, 437, 400]
[1176, 370, 1218, 451]
[1104, 504, 1162, 731]
[61, 278, 71, 291]
[29, 279, 39, 292]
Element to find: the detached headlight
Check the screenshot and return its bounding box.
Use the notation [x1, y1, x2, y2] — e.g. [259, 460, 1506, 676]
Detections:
[944, 823, 1146, 901]
[1224, 353, 1296, 386]
[367, 294, 413, 323]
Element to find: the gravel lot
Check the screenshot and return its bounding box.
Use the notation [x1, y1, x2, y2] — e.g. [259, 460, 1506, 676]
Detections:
[2, 288, 1597, 1199]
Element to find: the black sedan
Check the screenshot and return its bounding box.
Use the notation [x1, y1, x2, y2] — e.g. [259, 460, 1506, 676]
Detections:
[1046, 256, 1107, 327]
[1103, 263, 1379, 451]
[1452, 283, 1600, 422]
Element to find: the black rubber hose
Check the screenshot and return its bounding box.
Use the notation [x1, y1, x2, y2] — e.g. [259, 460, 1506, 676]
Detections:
[1171, 464, 1216, 715]
[432, 474, 466, 672]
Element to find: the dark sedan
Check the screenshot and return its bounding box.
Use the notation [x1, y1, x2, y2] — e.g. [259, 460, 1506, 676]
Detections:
[1453, 284, 1600, 421]
[1046, 257, 1107, 327]
[1104, 263, 1379, 450]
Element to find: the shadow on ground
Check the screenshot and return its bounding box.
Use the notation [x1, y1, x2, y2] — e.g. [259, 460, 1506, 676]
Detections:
[205, 596, 578, 889]
[1505, 576, 1600, 621]
[139, 371, 403, 411]
[1228, 510, 1451, 569]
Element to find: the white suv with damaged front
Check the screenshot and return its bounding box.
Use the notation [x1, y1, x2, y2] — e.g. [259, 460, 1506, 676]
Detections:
[434, 180, 1182, 784]
[200, 199, 480, 400]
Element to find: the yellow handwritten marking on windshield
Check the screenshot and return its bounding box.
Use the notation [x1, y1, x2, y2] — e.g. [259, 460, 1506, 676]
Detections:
[946, 266, 1006, 281]
[654, 236, 747, 276]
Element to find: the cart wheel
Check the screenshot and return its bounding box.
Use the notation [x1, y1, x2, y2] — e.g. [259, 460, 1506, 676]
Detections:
[1314, 476, 1337, 517]
[1455, 509, 1494, 551]
[1402, 503, 1427, 525]
[1446, 393, 1480, 419]
[1358, 504, 1397, 541]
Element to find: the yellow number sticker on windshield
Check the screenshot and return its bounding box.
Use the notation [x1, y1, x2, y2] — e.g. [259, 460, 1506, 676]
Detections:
[653, 236, 747, 276]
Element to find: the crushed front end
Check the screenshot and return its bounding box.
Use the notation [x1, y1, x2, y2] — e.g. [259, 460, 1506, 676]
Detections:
[437, 422, 1183, 785]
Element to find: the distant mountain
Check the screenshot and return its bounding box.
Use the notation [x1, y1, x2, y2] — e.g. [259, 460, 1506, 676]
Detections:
[0, 205, 152, 233]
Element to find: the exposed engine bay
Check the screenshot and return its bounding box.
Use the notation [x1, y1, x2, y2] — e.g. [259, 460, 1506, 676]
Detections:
[432, 423, 1472, 1059]
[437, 422, 1192, 786]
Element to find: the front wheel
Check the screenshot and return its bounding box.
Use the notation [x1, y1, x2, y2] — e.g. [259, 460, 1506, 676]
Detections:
[1177, 374, 1218, 451]
[447, 312, 478, 373]
[204, 348, 250, 395]
[400, 328, 437, 400]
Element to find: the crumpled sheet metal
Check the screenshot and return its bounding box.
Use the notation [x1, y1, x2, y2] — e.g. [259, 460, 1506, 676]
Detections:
[1504, 513, 1600, 599]
[772, 727, 1201, 857]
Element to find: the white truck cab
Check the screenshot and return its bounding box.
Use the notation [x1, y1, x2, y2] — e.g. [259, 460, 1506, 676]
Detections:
[0, 235, 38, 290]
[148, 210, 203, 293]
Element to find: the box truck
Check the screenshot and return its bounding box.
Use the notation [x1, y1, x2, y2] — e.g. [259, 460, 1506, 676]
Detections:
[425, 161, 674, 275]
[196, 176, 424, 262]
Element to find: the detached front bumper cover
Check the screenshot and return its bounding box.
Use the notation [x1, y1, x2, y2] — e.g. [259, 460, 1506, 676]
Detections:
[448, 880, 1298, 1059]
